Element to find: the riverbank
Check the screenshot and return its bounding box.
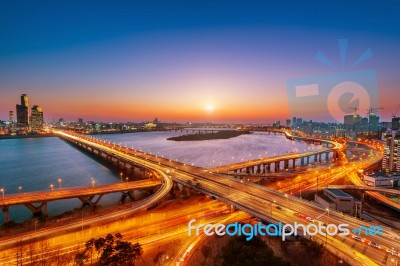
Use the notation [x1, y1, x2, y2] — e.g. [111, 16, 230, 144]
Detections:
[0, 133, 56, 140]
[167, 130, 251, 141]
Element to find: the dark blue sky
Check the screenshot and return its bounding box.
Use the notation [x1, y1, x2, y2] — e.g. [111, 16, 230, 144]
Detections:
[1, 1, 399, 122]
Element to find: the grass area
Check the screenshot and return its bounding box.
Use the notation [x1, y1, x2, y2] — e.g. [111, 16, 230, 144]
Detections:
[167, 130, 251, 141]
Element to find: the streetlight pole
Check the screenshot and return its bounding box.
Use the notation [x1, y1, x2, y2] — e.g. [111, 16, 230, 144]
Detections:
[91, 178, 95, 189]
[58, 178, 62, 189]
[120, 172, 123, 182]
[326, 208, 330, 218]
[18, 186, 22, 194]
[0, 188, 4, 200]
[50, 184, 54, 192]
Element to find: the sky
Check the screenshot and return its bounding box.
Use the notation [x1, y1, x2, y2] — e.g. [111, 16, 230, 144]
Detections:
[0, 1, 399, 123]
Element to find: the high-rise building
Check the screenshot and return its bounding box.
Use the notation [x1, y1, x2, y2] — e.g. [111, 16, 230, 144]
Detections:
[382, 117, 400, 175]
[344, 115, 362, 130]
[31, 105, 44, 132]
[16, 94, 29, 126]
[305, 120, 314, 135]
[286, 119, 291, 128]
[9, 111, 14, 122]
[272, 121, 280, 128]
[296, 118, 303, 127]
[291, 117, 297, 128]
[369, 114, 380, 132]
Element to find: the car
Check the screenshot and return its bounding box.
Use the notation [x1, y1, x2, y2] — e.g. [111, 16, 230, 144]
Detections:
[387, 248, 397, 256]
[368, 241, 382, 249]
[276, 206, 283, 210]
[351, 235, 364, 242]
[306, 217, 315, 223]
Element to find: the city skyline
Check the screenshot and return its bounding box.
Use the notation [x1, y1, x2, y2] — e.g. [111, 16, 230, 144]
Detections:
[1, 1, 399, 123]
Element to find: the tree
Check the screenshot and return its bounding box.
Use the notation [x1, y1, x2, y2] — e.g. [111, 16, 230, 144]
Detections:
[220, 236, 291, 266]
[77, 233, 143, 266]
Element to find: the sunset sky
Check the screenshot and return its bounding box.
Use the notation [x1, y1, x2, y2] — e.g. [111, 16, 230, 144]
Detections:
[0, 1, 399, 123]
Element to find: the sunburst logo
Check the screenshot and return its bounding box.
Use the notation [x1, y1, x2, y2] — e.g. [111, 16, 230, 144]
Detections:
[286, 39, 379, 124]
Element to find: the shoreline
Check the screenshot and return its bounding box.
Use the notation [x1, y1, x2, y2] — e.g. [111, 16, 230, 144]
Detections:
[0, 134, 57, 140]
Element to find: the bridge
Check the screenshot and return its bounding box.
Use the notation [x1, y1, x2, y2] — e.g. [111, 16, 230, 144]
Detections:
[0, 179, 161, 223]
[210, 131, 341, 174]
[54, 130, 400, 266]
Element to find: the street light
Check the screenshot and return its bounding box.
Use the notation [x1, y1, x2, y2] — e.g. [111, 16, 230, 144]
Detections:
[126, 177, 128, 182]
[0, 188, 4, 200]
[285, 194, 289, 206]
[18, 186, 22, 194]
[91, 178, 95, 188]
[58, 178, 62, 188]
[50, 184, 54, 192]
[326, 208, 330, 217]
[120, 172, 123, 182]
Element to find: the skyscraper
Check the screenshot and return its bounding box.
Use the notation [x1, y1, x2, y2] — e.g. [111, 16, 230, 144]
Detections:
[344, 115, 362, 130]
[9, 111, 14, 122]
[16, 94, 29, 126]
[31, 105, 44, 132]
[369, 114, 380, 132]
[382, 117, 400, 175]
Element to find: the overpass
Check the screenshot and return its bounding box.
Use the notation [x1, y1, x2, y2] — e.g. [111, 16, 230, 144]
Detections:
[0, 179, 161, 223]
[55, 131, 400, 266]
[327, 185, 400, 196]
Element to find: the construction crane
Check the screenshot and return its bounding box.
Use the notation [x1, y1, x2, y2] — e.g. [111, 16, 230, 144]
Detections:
[392, 104, 400, 118]
[367, 107, 383, 116]
[349, 107, 359, 115]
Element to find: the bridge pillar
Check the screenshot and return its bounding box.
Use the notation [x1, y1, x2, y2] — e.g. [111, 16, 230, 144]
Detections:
[292, 159, 296, 169]
[284, 160, 289, 170]
[23, 202, 48, 216]
[120, 191, 135, 203]
[79, 195, 104, 209]
[301, 157, 304, 166]
[275, 162, 280, 172]
[246, 167, 251, 174]
[2, 206, 9, 223]
[266, 163, 271, 173]
[332, 151, 338, 161]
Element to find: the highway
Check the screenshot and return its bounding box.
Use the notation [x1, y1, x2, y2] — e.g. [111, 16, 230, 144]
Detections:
[0, 198, 231, 265]
[0, 179, 161, 207]
[55, 131, 400, 266]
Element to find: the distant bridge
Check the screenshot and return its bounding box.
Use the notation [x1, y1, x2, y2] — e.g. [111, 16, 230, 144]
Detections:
[210, 130, 342, 174]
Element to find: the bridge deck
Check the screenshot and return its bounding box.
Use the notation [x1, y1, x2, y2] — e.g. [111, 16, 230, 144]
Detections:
[210, 150, 331, 172]
[0, 179, 160, 206]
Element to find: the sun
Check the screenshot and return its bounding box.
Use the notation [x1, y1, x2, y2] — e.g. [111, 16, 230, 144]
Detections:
[205, 105, 214, 113]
